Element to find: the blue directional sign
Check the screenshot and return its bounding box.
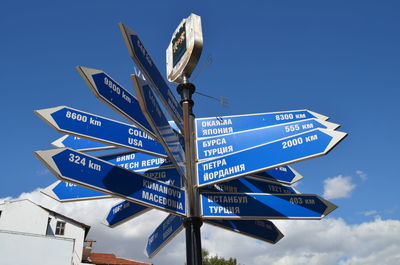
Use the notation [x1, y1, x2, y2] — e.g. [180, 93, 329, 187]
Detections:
[196, 110, 329, 138]
[99, 152, 182, 187]
[35, 106, 167, 158]
[41, 180, 110, 202]
[197, 129, 347, 186]
[119, 23, 183, 131]
[34, 148, 186, 216]
[145, 214, 184, 258]
[52, 135, 115, 151]
[201, 193, 337, 219]
[77, 66, 155, 137]
[103, 200, 150, 228]
[204, 219, 283, 244]
[133, 75, 186, 179]
[200, 176, 298, 194]
[139, 167, 183, 188]
[197, 119, 339, 160]
[99, 151, 173, 171]
[249, 166, 303, 185]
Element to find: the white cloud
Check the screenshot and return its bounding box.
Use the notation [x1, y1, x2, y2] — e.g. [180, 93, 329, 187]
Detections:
[2, 189, 400, 265]
[323, 175, 356, 199]
[362, 210, 378, 217]
[356, 170, 367, 181]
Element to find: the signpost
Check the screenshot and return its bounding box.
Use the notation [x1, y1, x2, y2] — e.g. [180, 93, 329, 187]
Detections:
[119, 23, 184, 131]
[41, 180, 110, 202]
[196, 110, 329, 138]
[52, 135, 115, 151]
[204, 219, 283, 244]
[99, 151, 173, 171]
[201, 193, 337, 219]
[35, 148, 186, 216]
[138, 167, 183, 187]
[145, 214, 184, 258]
[200, 176, 299, 194]
[132, 75, 186, 179]
[197, 129, 347, 186]
[34, 16, 348, 265]
[196, 118, 339, 160]
[36, 106, 167, 158]
[249, 165, 303, 185]
[77, 66, 155, 137]
[103, 200, 150, 228]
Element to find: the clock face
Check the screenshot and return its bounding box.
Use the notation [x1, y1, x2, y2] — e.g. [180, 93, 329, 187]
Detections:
[172, 23, 187, 67]
[166, 14, 203, 83]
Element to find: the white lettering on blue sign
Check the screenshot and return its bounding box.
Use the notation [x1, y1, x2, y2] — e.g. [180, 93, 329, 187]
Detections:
[142, 180, 181, 199]
[202, 159, 246, 182]
[141, 191, 184, 211]
[128, 128, 154, 140]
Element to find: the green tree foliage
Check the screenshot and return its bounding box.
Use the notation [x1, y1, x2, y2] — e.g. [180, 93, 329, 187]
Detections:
[202, 249, 241, 265]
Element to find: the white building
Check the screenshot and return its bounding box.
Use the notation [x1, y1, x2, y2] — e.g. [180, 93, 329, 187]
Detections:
[0, 199, 91, 265]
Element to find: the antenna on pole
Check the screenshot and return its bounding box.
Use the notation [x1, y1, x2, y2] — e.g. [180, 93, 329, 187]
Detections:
[195, 91, 229, 108]
[169, 54, 229, 108]
[191, 54, 213, 82]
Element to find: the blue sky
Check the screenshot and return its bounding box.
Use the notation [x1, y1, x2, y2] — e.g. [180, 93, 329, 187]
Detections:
[1, 1, 400, 264]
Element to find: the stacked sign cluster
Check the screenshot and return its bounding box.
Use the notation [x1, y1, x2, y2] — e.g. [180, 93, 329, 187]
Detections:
[34, 19, 347, 259]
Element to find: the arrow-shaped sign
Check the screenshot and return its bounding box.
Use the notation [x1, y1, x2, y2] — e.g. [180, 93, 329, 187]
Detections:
[138, 167, 183, 188]
[145, 214, 184, 258]
[41, 180, 110, 202]
[197, 118, 339, 160]
[103, 200, 150, 228]
[43, 162, 183, 202]
[52, 135, 115, 151]
[249, 166, 303, 185]
[200, 176, 299, 194]
[119, 23, 183, 131]
[34, 148, 186, 216]
[99, 151, 173, 171]
[201, 192, 337, 219]
[35, 106, 167, 158]
[133, 75, 186, 179]
[204, 219, 284, 244]
[77, 66, 155, 137]
[99, 152, 182, 187]
[196, 110, 329, 138]
[197, 129, 347, 186]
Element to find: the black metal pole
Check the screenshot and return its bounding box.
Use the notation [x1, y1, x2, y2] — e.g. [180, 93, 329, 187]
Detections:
[177, 80, 203, 265]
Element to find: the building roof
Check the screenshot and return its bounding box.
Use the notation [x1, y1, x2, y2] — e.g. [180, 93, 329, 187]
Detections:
[39, 204, 91, 237]
[0, 199, 91, 237]
[88, 253, 152, 265]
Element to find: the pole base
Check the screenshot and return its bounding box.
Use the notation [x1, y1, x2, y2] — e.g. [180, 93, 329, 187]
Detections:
[184, 217, 203, 265]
